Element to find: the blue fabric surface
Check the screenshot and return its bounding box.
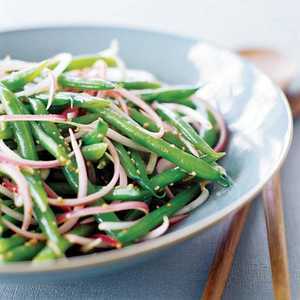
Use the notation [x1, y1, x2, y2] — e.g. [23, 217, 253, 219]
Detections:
[1, 121, 299, 300]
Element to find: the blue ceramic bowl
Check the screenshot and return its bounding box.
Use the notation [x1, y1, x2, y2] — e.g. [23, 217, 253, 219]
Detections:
[0, 26, 292, 281]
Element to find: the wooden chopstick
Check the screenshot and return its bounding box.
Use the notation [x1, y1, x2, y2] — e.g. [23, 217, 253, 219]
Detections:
[201, 97, 297, 300]
[263, 172, 291, 300]
[201, 204, 251, 300]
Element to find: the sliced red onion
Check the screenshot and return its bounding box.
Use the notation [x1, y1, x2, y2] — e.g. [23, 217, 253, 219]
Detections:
[49, 138, 120, 206]
[161, 103, 212, 129]
[169, 214, 188, 225]
[179, 136, 199, 157]
[80, 217, 95, 224]
[176, 188, 209, 215]
[107, 128, 149, 152]
[0, 151, 60, 169]
[16, 53, 72, 97]
[43, 182, 58, 198]
[0, 203, 25, 222]
[58, 130, 88, 234]
[146, 153, 158, 174]
[116, 88, 164, 138]
[0, 114, 67, 123]
[142, 216, 169, 240]
[46, 70, 57, 109]
[0, 58, 34, 73]
[164, 187, 175, 199]
[156, 158, 175, 174]
[63, 201, 149, 220]
[0, 163, 32, 231]
[64, 234, 100, 246]
[1, 218, 44, 240]
[118, 164, 128, 187]
[98, 220, 139, 231]
[69, 129, 88, 198]
[0, 184, 14, 199]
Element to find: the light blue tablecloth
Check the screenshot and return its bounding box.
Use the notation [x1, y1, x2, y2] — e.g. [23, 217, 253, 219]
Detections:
[1, 121, 300, 300]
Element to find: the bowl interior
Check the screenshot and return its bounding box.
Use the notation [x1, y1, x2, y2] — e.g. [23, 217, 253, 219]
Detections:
[0, 26, 292, 275]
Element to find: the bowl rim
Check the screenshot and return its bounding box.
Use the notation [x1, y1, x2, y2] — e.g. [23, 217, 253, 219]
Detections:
[0, 25, 293, 274]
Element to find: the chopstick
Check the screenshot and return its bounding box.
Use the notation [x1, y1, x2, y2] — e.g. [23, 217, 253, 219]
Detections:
[200, 49, 296, 300]
[263, 172, 291, 300]
[201, 204, 251, 300]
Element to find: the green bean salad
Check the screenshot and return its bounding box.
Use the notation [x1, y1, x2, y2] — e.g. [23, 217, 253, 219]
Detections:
[0, 42, 229, 263]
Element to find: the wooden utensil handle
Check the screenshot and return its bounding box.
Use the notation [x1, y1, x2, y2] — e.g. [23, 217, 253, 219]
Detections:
[263, 172, 291, 300]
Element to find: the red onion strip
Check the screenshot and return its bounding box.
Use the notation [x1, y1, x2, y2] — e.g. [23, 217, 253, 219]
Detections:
[146, 153, 158, 174]
[1, 218, 44, 240]
[0, 203, 25, 222]
[118, 164, 128, 187]
[0, 163, 32, 231]
[176, 188, 209, 215]
[0, 114, 66, 123]
[142, 216, 169, 240]
[116, 88, 164, 138]
[0, 151, 60, 169]
[63, 201, 149, 220]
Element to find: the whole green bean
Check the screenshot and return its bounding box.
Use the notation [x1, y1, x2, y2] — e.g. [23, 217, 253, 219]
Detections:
[66, 54, 118, 70]
[0, 234, 26, 253]
[156, 104, 224, 161]
[0, 121, 13, 140]
[115, 144, 158, 197]
[32, 92, 111, 109]
[117, 81, 161, 90]
[0, 239, 44, 263]
[58, 73, 161, 91]
[105, 167, 187, 202]
[140, 86, 199, 102]
[129, 107, 187, 150]
[97, 108, 230, 186]
[33, 224, 95, 262]
[58, 73, 115, 90]
[116, 184, 201, 246]
[0, 61, 47, 92]
[202, 109, 219, 147]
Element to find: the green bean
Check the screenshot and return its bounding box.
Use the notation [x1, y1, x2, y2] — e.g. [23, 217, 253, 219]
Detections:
[58, 73, 161, 91]
[118, 81, 161, 90]
[105, 167, 187, 202]
[97, 108, 230, 186]
[129, 107, 187, 150]
[0, 121, 13, 140]
[0, 234, 26, 253]
[0, 83, 66, 256]
[32, 92, 111, 109]
[33, 224, 95, 262]
[156, 104, 224, 161]
[116, 184, 201, 246]
[66, 54, 118, 70]
[115, 144, 158, 197]
[82, 143, 107, 161]
[130, 150, 160, 197]
[0, 212, 21, 236]
[140, 86, 199, 102]
[73, 113, 101, 125]
[0, 239, 44, 263]
[0, 61, 47, 92]
[202, 109, 219, 147]
[82, 119, 108, 145]
[58, 73, 115, 90]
